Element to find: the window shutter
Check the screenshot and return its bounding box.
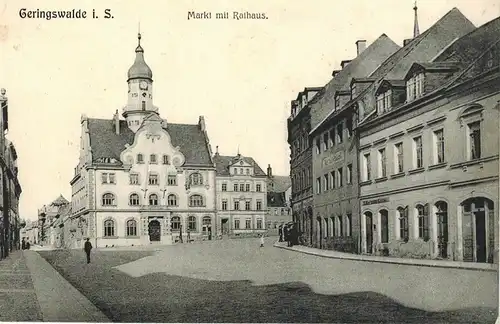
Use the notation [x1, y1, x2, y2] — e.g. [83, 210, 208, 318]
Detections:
[423, 203, 430, 240]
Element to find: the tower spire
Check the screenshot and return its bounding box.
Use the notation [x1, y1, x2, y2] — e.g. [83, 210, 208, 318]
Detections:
[413, 1, 420, 38]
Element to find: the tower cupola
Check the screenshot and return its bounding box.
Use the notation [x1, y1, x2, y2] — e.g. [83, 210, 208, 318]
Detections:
[127, 33, 153, 81]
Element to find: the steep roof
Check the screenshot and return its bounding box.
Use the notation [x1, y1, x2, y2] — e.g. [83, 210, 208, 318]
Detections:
[309, 34, 401, 129]
[434, 16, 500, 64]
[267, 192, 287, 207]
[268, 175, 291, 193]
[87, 118, 213, 167]
[50, 195, 69, 206]
[213, 154, 266, 176]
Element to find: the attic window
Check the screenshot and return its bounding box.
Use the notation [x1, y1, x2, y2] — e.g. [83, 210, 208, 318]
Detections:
[335, 96, 340, 109]
[406, 73, 424, 102]
[376, 90, 392, 115]
[351, 84, 357, 98]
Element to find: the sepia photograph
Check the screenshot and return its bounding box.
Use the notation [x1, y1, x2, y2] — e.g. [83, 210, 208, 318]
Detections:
[0, 0, 499, 322]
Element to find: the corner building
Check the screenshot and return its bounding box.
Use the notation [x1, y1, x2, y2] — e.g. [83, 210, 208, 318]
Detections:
[69, 34, 216, 247]
[357, 15, 499, 263]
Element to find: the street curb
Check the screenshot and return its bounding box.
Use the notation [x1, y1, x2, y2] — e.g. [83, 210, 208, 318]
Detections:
[274, 243, 498, 272]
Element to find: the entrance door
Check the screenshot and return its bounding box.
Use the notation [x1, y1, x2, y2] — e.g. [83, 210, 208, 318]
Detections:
[148, 220, 161, 242]
[365, 212, 373, 254]
[221, 219, 229, 235]
[437, 209, 448, 259]
[475, 211, 487, 263]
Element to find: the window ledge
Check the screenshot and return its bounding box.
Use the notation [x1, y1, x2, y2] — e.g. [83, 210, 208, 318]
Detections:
[391, 172, 405, 179]
[428, 162, 447, 170]
[102, 205, 117, 207]
[103, 236, 119, 239]
[125, 236, 140, 239]
[374, 176, 388, 183]
[408, 167, 425, 175]
[360, 180, 373, 186]
[449, 155, 499, 169]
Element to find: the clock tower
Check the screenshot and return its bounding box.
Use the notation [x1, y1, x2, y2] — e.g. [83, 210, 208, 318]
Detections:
[123, 32, 159, 133]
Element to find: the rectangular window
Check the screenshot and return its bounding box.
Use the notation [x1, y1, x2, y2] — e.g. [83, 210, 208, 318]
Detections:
[323, 132, 329, 150]
[142, 101, 146, 110]
[150, 154, 157, 164]
[256, 219, 262, 229]
[337, 168, 343, 187]
[316, 177, 321, 194]
[256, 200, 262, 210]
[395, 142, 404, 173]
[315, 137, 321, 154]
[434, 129, 445, 164]
[418, 204, 430, 239]
[245, 201, 251, 210]
[245, 219, 251, 229]
[337, 123, 343, 144]
[364, 153, 371, 181]
[130, 173, 139, 185]
[222, 200, 228, 210]
[416, 73, 424, 98]
[256, 184, 261, 192]
[330, 171, 335, 189]
[234, 219, 240, 229]
[222, 183, 227, 191]
[347, 164, 352, 184]
[101, 173, 108, 184]
[378, 148, 386, 178]
[137, 154, 144, 164]
[323, 174, 329, 191]
[162, 155, 170, 165]
[234, 201, 240, 210]
[468, 121, 481, 160]
[233, 183, 238, 191]
[406, 76, 415, 101]
[148, 174, 159, 185]
[413, 136, 423, 168]
[239, 184, 245, 192]
[108, 173, 116, 184]
[245, 184, 250, 192]
[168, 175, 177, 186]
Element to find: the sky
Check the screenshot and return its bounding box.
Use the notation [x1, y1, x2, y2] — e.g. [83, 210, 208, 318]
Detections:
[1, 0, 499, 221]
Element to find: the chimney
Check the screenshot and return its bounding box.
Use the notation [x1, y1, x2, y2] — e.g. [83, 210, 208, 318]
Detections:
[341, 60, 352, 69]
[355, 40, 366, 56]
[267, 164, 272, 177]
[403, 38, 412, 46]
[331, 70, 341, 77]
[114, 109, 120, 135]
[198, 115, 206, 131]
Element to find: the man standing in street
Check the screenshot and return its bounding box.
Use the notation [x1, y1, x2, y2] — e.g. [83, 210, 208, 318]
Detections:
[84, 238, 92, 264]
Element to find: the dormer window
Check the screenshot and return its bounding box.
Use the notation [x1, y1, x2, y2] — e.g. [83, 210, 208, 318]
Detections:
[351, 84, 357, 98]
[335, 96, 340, 109]
[376, 89, 392, 114]
[406, 73, 424, 102]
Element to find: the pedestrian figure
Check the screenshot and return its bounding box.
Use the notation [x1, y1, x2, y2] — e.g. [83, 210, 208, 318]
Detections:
[187, 229, 191, 243]
[278, 225, 283, 242]
[21, 238, 26, 250]
[260, 234, 265, 247]
[84, 238, 92, 264]
[26, 241, 30, 250]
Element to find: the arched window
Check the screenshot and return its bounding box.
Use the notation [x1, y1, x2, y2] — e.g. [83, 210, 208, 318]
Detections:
[189, 195, 204, 207]
[171, 216, 180, 230]
[126, 219, 137, 236]
[137, 153, 144, 164]
[190, 173, 203, 186]
[398, 207, 409, 241]
[337, 215, 343, 236]
[380, 209, 389, 243]
[129, 193, 140, 206]
[102, 193, 115, 206]
[104, 219, 114, 237]
[416, 204, 429, 240]
[188, 216, 197, 231]
[167, 194, 177, 206]
[435, 201, 449, 259]
[149, 194, 159, 206]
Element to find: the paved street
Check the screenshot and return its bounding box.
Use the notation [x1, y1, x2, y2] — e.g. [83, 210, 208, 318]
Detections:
[39, 238, 498, 323]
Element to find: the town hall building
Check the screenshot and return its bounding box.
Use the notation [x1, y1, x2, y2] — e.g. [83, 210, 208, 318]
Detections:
[69, 33, 217, 247]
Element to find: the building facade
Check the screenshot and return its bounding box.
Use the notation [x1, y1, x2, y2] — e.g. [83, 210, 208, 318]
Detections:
[37, 195, 71, 248]
[213, 150, 267, 237]
[68, 33, 217, 248]
[266, 164, 292, 232]
[287, 87, 322, 246]
[0, 89, 22, 259]
[308, 36, 401, 251]
[357, 16, 500, 264]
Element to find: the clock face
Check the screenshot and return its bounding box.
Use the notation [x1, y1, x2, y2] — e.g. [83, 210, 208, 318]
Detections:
[139, 81, 148, 90]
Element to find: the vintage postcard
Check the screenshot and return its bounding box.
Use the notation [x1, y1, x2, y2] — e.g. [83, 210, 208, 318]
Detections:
[0, 0, 499, 323]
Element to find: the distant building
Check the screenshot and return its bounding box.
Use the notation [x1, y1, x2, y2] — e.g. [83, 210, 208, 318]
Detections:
[265, 164, 292, 231]
[69, 33, 216, 247]
[37, 195, 71, 248]
[213, 149, 267, 236]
